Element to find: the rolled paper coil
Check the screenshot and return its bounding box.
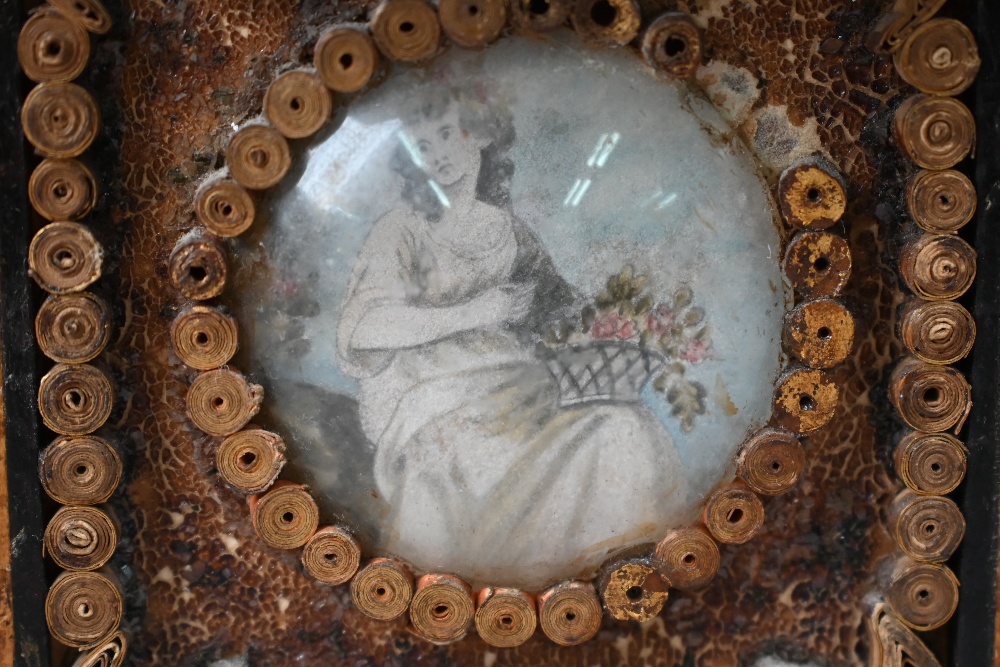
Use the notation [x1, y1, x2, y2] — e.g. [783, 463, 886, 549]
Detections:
[21, 81, 99, 158]
[249, 481, 319, 550]
[36, 292, 111, 364]
[70, 629, 128, 667]
[509, 0, 571, 32]
[571, 0, 641, 48]
[474, 588, 537, 648]
[263, 70, 332, 139]
[641, 12, 702, 78]
[29, 221, 103, 294]
[865, 0, 947, 54]
[168, 233, 227, 301]
[879, 555, 959, 632]
[777, 159, 846, 230]
[894, 431, 967, 495]
[314, 27, 379, 93]
[49, 0, 113, 34]
[537, 580, 601, 646]
[703, 482, 765, 545]
[194, 179, 255, 238]
[187, 368, 263, 437]
[899, 233, 976, 301]
[29, 158, 97, 221]
[38, 363, 113, 435]
[350, 558, 414, 620]
[40, 434, 121, 505]
[899, 299, 975, 365]
[888, 489, 965, 563]
[438, 0, 507, 48]
[772, 368, 839, 433]
[653, 526, 720, 590]
[18, 9, 90, 84]
[893, 95, 975, 170]
[737, 429, 805, 496]
[895, 19, 980, 96]
[598, 557, 668, 622]
[44, 505, 118, 571]
[889, 357, 971, 433]
[783, 231, 852, 299]
[170, 305, 238, 370]
[226, 124, 291, 190]
[410, 573, 476, 644]
[302, 526, 362, 585]
[783, 298, 855, 369]
[370, 0, 441, 62]
[906, 170, 977, 234]
[46, 569, 123, 648]
[216, 428, 285, 493]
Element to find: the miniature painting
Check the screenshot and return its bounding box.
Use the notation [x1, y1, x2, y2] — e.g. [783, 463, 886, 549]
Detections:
[230, 33, 785, 588]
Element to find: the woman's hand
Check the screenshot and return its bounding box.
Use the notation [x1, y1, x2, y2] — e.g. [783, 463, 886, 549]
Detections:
[474, 282, 535, 326]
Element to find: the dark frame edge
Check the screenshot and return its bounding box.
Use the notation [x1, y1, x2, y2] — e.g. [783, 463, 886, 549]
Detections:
[0, 0, 51, 666]
[953, 1, 1000, 665]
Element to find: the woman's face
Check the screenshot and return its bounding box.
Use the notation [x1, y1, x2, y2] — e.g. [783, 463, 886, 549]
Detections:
[409, 104, 486, 187]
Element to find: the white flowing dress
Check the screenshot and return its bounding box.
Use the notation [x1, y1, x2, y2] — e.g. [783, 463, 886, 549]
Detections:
[337, 206, 687, 587]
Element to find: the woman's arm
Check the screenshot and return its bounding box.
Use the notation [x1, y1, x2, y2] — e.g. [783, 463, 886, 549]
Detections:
[350, 283, 535, 350]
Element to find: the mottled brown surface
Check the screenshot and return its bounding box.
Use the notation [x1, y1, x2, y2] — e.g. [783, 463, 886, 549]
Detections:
[109, 0, 919, 664]
[0, 338, 12, 667]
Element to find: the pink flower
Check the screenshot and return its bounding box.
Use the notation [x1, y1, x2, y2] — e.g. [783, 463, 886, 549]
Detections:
[646, 304, 675, 336]
[590, 311, 637, 340]
[681, 339, 710, 363]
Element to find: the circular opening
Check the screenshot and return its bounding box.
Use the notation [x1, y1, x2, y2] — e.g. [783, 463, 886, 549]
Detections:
[281, 511, 295, 523]
[290, 96, 302, 112]
[194, 331, 209, 346]
[807, 187, 822, 203]
[917, 588, 930, 601]
[339, 53, 354, 70]
[771, 460, 783, 472]
[468, 3, 480, 15]
[53, 249, 76, 269]
[817, 326, 833, 341]
[664, 35, 687, 58]
[930, 462, 942, 473]
[376, 586, 387, 597]
[727, 507, 744, 523]
[682, 552, 696, 565]
[813, 256, 830, 273]
[922, 387, 942, 406]
[527, 0, 550, 14]
[589, 0, 617, 27]
[65, 389, 83, 409]
[45, 41, 62, 57]
[188, 265, 208, 283]
[500, 614, 513, 626]
[75, 464, 88, 475]
[625, 585, 643, 601]
[399, 20, 415, 33]
[53, 183, 69, 199]
[324, 552, 338, 562]
[433, 604, 451, 619]
[565, 611, 577, 621]
[799, 393, 817, 411]
[924, 522, 937, 535]
[938, 194, 952, 207]
[238, 451, 257, 469]
[248, 148, 269, 169]
[211, 396, 226, 410]
[220, 203, 234, 217]
[78, 602, 92, 617]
